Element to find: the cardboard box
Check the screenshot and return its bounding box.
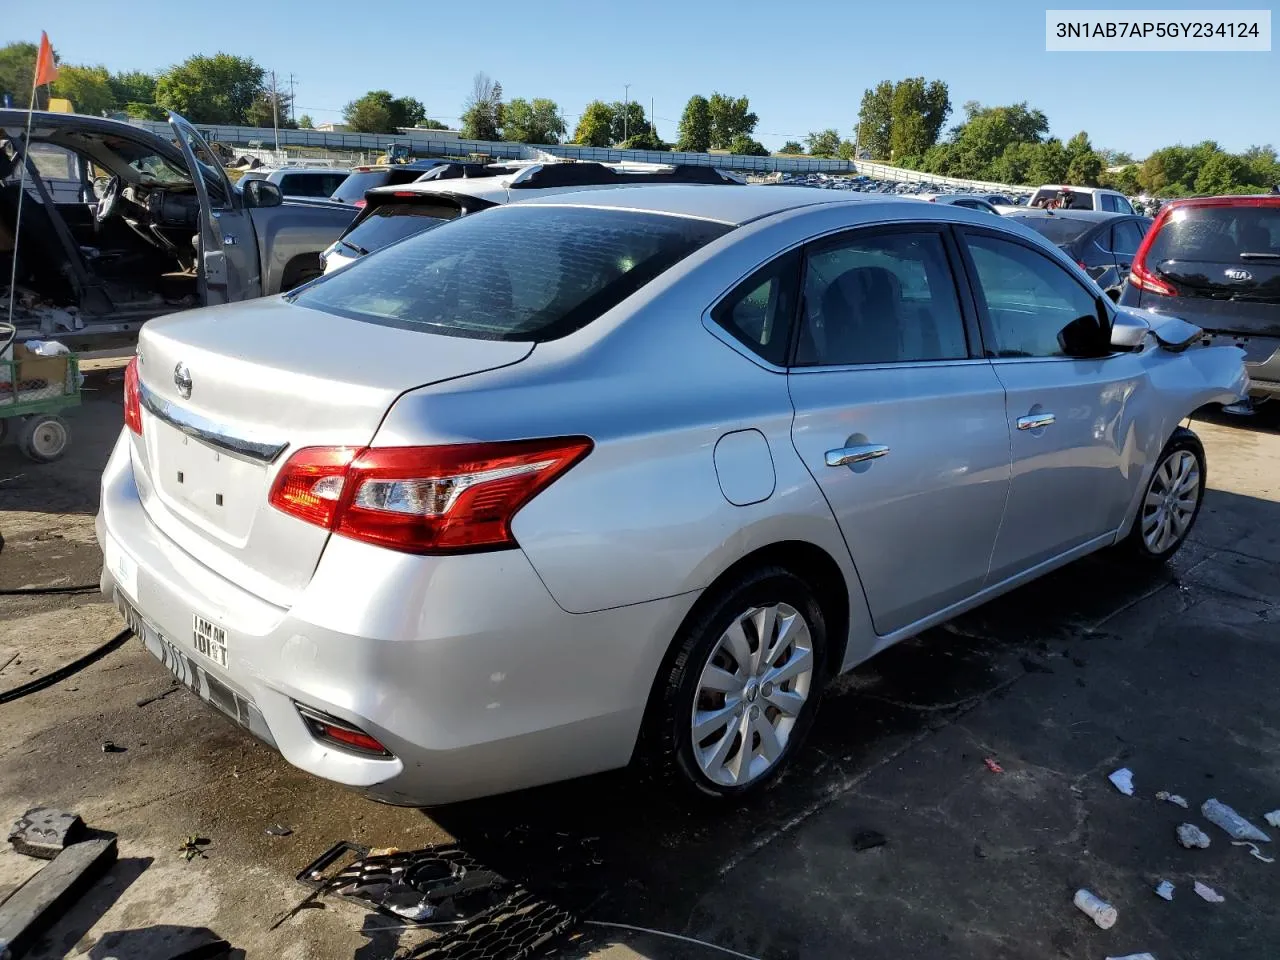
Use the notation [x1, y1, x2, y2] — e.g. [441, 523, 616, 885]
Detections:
[11, 344, 69, 391]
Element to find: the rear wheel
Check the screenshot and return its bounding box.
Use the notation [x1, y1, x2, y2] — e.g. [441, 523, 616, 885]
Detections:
[19, 414, 69, 463]
[648, 567, 828, 800]
[1124, 428, 1205, 562]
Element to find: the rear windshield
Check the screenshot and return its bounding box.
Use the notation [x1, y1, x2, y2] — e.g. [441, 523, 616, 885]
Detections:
[1148, 204, 1280, 263]
[292, 205, 731, 341]
[330, 169, 423, 203]
[1010, 215, 1096, 246]
[340, 200, 472, 255]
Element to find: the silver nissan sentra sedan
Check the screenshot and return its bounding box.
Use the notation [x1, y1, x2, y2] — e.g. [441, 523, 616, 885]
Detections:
[97, 185, 1247, 804]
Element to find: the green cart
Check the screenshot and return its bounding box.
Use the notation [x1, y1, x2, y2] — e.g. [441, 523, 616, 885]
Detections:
[0, 346, 80, 463]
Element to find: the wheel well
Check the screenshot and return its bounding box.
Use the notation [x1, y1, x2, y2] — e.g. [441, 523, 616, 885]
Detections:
[683, 541, 851, 679]
[280, 253, 323, 291]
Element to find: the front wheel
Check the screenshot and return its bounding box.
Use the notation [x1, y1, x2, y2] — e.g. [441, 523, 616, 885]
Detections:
[648, 567, 828, 800]
[1124, 428, 1205, 562]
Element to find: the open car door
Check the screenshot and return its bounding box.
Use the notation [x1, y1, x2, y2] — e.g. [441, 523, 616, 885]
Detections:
[167, 113, 260, 305]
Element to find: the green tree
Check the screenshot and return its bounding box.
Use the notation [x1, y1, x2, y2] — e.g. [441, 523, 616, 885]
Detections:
[729, 134, 769, 156]
[344, 90, 425, 133]
[620, 130, 667, 150]
[155, 53, 264, 124]
[944, 101, 1050, 178]
[125, 102, 166, 121]
[1026, 138, 1070, 185]
[838, 139, 858, 161]
[297, 114, 314, 129]
[109, 70, 157, 108]
[503, 97, 566, 144]
[1098, 147, 1134, 167]
[1101, 165, 1142, 196]
[889, 77, 951, 160]
[856, 80, 894, 160]
[1241, 145, 1280, 189]
[1195, 152, 1249, 194]
[1063, 131, 1102, 186]
[609, 101, 648, 144]
[0, 42, 40, 109]
[52, 64, 114, 115]
[707, 93, 757, 150]
[460, 73, 503, 140]
[573, 100, 615, 147]
[778, 140, 804, 155]
[805, 129, 841, 157]
[676, 95, 711, 152]
[247, 89, 296, 129]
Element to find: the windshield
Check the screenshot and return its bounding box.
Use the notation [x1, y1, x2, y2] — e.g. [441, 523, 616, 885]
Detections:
[1010, 216, 1096, 246]
[340, 200, 473, 255]
[293, 205, 731, 342]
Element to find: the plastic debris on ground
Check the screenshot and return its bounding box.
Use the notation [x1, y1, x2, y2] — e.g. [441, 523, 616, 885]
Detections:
[1073, 888, 1118, 929]
[1155, 880, 1175, 901]
[1231, 840, 1274, 863]
[1201, 798, 1272, 843]
[265, 824, 293, 837]
[1155, 791, 1189, 809]
[983, 757, 1003, 773]
[1193, 880, 1225, 903]
[179, 836, 211, 861]
[1109, 768, 1136, 796]
[1106, 954, 1157, 960]
[1265, 810, 1280, 829]
[1176, 823, 1211, 849]
[22, 339, 70, 357]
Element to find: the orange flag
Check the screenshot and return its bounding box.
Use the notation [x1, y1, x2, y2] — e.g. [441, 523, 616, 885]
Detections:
[34, 32, 58, 89]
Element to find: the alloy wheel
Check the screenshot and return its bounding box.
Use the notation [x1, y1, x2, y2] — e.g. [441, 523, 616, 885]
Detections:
[691, 602, 815, 787]
[1141, 449, 1200, 554]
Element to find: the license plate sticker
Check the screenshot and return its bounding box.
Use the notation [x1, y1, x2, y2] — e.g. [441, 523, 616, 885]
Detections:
[192, 614, 228, 669]
[103, 534, 139, 600]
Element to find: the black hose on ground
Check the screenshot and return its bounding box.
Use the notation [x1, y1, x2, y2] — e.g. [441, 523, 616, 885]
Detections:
[0, 628, 132, 705]
[0, 583, 99, 596]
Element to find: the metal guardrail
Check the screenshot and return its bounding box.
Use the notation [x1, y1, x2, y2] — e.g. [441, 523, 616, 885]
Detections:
[131, 119, 1032, 188]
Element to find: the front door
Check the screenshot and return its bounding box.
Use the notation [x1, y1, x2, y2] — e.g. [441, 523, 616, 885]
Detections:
[958, 228, 1135, 581]
[787, 226, 1012, 635]
[167, 114, 260, 305]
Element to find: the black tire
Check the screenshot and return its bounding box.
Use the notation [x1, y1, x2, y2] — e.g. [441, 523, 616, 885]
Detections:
[647, 565, 828, 800]
[1122, 427, 1205, 563]
[19, 414, 70, 463]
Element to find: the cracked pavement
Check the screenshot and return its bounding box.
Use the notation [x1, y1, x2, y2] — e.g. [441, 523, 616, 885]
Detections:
[2, 388, 1278, 960]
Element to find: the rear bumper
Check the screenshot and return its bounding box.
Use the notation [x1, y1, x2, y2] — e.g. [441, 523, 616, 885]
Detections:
[97, 430, 695, 805]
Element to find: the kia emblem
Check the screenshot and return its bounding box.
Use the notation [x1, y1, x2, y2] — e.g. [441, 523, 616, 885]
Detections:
[1225, 268, 1252, 282]
[174, 363, 193, 400]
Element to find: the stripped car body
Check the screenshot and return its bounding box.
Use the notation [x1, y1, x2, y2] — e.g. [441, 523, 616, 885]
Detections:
[98, 187, 1246, 805]
[1, 111, 355, 350]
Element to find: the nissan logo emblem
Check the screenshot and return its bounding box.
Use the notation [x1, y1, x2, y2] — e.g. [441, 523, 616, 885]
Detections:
[174, 363, 193, 399]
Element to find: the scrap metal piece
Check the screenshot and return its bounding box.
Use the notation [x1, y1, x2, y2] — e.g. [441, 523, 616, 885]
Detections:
[7, 808, 85, 860]
[0, 836, 117, 956]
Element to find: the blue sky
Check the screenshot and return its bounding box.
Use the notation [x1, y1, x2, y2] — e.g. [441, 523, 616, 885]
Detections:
[6, 0, 1277, 157]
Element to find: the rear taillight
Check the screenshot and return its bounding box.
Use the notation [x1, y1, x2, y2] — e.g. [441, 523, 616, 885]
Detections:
[268, 437, 593, 554]
[295, 704, 391, 756]
[123, 356, 142, 435]
[353, 198, 367, 209]
[1128, 208, 1178, 297]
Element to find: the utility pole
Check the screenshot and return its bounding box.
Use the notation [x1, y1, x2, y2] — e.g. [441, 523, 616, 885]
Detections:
[650, 97, 655, 138]
[623, 83, 631, 142]
[270, 70, 280, 151]
[288, 73, 297, 124]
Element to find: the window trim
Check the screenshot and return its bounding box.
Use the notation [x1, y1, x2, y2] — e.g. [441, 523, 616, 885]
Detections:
[708, 250, 802, 368]
[788, 223, 984, 370]
[952, 224, 1116, 363]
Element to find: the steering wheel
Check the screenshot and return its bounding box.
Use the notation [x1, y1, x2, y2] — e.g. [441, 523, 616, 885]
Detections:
[95, 175, 122, 224]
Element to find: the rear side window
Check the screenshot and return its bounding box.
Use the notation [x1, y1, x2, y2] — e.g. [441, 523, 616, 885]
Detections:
[293, 206, 731, 341]
[1148, 205, 1280, 263]
[1099, 194, 1118, 212]
[1113, 220, 1146, 258]
[341, 200, 476, 255]
[711, 253, 799, 366]
[796, 231, 969, 366]
[278, 172, 347, 197]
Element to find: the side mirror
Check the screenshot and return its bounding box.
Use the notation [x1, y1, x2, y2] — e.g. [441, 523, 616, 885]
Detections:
[1059, 314, 1112, 357]
[241, 179, 283, 209]
[1110, 309, 1150, 350]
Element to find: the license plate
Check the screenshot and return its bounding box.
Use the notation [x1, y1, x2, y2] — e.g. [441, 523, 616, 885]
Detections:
[192, 614, 228, 668]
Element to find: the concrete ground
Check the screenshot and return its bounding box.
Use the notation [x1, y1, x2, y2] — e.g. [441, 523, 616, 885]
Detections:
[2, 384, 1279, 960]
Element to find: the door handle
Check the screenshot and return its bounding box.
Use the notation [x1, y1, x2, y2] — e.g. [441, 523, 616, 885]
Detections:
[825, 444, 890, 467]
[1017, 413, 1056, 430]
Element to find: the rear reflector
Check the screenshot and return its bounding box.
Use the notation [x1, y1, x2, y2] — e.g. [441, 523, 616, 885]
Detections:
[123, 356, 142, 435]
[269, 437, 593, 554]
[296, 704, 392, 757]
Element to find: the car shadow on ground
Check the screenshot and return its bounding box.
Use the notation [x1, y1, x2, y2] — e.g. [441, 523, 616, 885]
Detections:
[425, 548, 1185, 934]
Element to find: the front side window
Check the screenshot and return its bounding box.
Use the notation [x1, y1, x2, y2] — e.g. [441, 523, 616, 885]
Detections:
[964, 233, 1105, 358]
[796, 231, 969, 366]
[1112, 221, 1146, 258]
[293, 205, 730, 342]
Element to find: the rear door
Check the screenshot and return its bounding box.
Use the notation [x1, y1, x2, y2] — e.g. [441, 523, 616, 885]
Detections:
[957, 228, 1137, 580]
[787, 226, 1011, 635]
[168, 114, 260, 304]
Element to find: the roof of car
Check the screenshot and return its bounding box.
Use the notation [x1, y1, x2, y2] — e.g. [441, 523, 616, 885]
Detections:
[0, 109, 151, 137]
[1034, 185, 1122, 195]
[514, 184, 904, 225]
[1006, 209, 1137, 223]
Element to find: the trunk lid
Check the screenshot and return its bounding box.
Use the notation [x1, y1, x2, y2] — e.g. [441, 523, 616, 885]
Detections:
[132, 297, 532, 607]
